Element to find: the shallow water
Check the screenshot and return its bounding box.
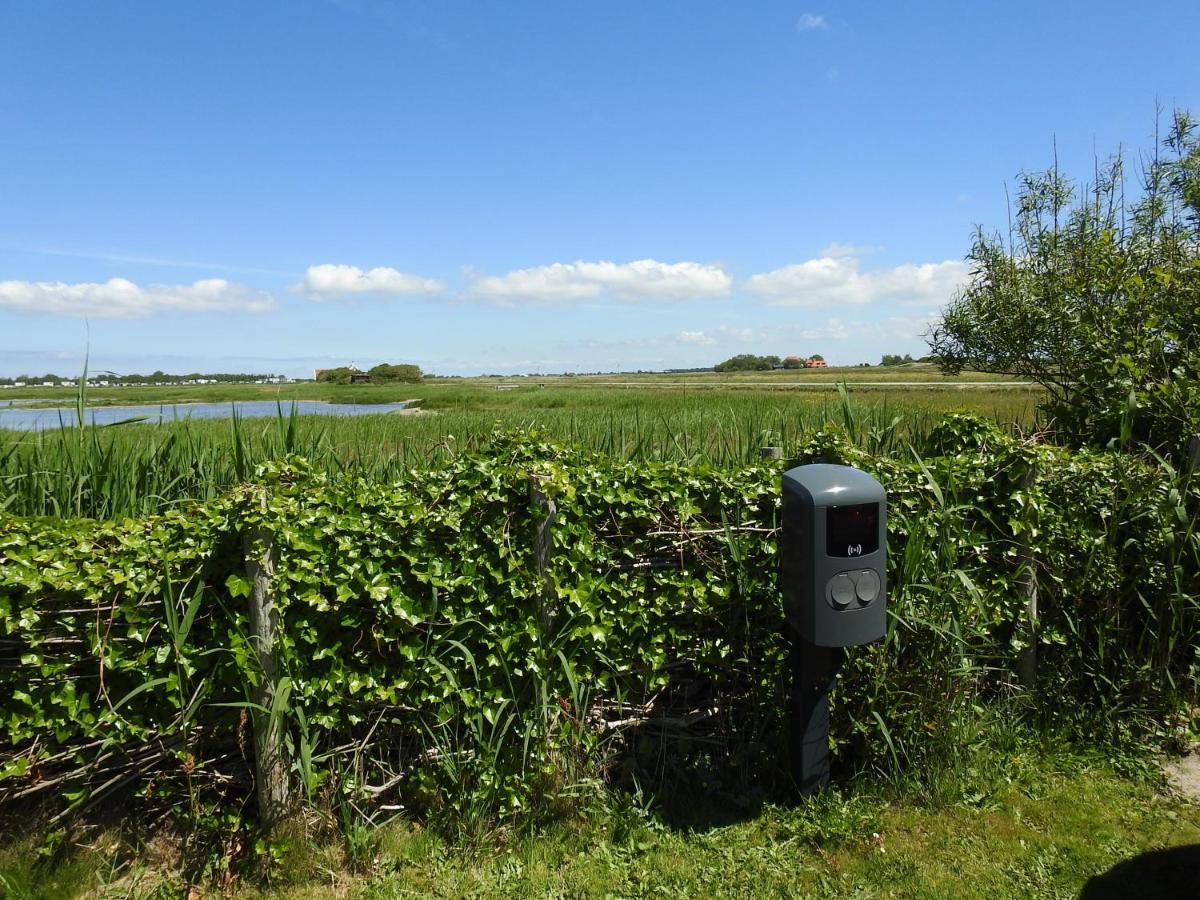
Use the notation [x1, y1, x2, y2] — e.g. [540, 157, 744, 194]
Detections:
[0, 399, 409, 431]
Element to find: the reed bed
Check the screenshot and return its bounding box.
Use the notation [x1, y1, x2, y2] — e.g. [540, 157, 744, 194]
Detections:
[0, 386, 1037, 519]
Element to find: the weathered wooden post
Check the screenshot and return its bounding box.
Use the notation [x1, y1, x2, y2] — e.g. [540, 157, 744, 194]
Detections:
[528, 475, 557, 630]
[1015, 464, 1039, 690]
[244, 490, 291, 825]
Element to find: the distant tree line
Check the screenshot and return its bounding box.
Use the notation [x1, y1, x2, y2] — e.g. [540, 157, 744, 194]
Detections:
[0, 374, 69, 386]
[713, 353, 825, 372]
[714, 354, 781, 372]
[316, 363, 423, 385]
[0, 371, 282, 386]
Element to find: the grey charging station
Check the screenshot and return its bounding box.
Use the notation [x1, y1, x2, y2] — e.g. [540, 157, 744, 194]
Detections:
[781, 464, 887, 795]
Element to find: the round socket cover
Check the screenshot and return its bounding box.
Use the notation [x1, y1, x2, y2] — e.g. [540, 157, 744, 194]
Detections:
[856, 570, 880, 604]
[830, 574, 856, 608]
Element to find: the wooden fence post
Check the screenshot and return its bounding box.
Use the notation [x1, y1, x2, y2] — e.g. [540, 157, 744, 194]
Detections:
[244, 493, 291, 825]
[1015, 464, 1039, 690]
[529, 475, 558, 630]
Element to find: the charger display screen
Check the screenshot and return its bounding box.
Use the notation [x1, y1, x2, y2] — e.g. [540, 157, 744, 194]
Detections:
[826, 503, 879, 557]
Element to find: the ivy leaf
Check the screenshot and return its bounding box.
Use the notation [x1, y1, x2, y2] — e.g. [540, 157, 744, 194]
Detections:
[225, 572, 252, 598]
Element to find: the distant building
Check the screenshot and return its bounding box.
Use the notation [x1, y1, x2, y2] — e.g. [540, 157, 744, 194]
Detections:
[806, 358, 827, 368]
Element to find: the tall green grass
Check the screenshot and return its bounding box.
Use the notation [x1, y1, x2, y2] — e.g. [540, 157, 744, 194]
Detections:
[0, 387, 1036, 519]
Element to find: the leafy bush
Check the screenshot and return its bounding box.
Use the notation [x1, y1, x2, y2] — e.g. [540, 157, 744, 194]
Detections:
[1, 422, 1197, 830]
[317, 363, 422, 384]
[714, 354, 781, 372]
[930, 110, 1200, 459]
[367, 363, 422, 384]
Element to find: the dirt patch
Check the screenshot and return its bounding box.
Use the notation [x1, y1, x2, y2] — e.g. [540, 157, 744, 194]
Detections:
[1164, 745, 1200, 802]
[391, 407, 435, 416]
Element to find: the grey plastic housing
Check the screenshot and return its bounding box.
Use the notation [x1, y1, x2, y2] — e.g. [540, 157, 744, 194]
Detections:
[781, 464, 887, 647]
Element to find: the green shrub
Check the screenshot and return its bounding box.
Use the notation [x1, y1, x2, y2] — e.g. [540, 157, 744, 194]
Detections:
[1, 421, 1197, 830]
[930, 110, 1200, 460]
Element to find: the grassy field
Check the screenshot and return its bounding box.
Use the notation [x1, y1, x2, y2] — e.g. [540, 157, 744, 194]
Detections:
[2, 749, 1196, 898]
[0, 365, 1036, 407]
[14, 369, 1177, 900]
[0, 372, 1042, 518]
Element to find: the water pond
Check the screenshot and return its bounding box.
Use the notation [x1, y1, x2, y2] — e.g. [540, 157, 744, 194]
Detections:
[0, 399, 410, 431]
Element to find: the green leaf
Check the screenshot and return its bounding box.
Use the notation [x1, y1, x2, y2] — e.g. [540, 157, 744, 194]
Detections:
[225, 572, 252, 598]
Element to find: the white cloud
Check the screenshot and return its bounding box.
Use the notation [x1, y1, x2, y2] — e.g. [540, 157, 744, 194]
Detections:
[301, 263, 444, 297]
[796, 13, 828, 31]
[745, 251, 969, 308]
[468, 259, 733, 303]
[677, 330, 717, 345]
[0, 278, 276, 318]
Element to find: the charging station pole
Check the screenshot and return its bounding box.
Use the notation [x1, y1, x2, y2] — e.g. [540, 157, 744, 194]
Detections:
[780, 464, 888, 798]
[789, 635, 846, 796]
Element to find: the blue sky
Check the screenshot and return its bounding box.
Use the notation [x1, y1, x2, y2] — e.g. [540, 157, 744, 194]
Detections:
[2, 0, 1197, 377]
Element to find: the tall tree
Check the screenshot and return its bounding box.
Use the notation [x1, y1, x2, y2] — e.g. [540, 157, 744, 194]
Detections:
[929, 110, 1200, 458]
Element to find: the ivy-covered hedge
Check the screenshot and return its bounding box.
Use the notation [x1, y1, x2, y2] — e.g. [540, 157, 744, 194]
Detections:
[1, 419, 1197, 823]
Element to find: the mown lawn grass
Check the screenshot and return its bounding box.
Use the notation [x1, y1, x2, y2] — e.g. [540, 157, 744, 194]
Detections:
[2, 751, 1195, 899]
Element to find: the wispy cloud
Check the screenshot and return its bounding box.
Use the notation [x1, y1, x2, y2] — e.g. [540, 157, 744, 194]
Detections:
[677, 330, 717, 345]
[0, 278, 277, 318]
[820, 242, 882, 258]
[773, 315, 938, 342]
[717, 325, 757, 343]
[10, 245, 294, 277]
[796, 13, 828, 32]
[745, 249, 968, 309]
[300, 263, 445, 297]
[698, 314, 939, 350]
[773, 319, 851, 341]
[467, 259, 733, 303]
[709, 321, 852, 344]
